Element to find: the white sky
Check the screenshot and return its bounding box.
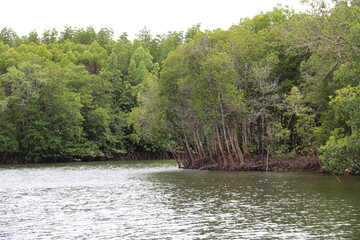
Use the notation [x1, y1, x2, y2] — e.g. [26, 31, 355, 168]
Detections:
[0, 0, 309, 39]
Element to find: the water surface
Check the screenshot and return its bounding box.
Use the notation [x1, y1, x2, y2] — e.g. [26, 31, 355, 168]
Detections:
[0, 160, 359, 239]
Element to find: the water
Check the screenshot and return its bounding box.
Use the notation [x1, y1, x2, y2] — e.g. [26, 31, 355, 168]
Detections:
[0, 160, 359, 239]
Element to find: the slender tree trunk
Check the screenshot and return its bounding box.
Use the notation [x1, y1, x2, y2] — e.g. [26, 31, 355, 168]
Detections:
[169, 145, 182, 168]
[242, 120, 248, 147]
[229, 127, 240, 165]
[218, 91, 234, 168]
[205, 133, 216, 164]
[194, 133, 202, 160]
[195, 131, 207, 161]
[266, 143, 270, 171]
[232, 125, 245, 165]
[223, 125, 235, 168]
[262, 115, 267, 160]
[216, 125, 227, 168]
[184, 135, 195, 166]
[257, 116, 264, 159]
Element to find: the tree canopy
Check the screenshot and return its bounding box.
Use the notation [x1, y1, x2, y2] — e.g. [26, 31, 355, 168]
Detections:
[0, 0, 359, 174]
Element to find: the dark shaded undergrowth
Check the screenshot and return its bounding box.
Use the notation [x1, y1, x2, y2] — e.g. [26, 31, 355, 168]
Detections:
[0, 151, 176, 165]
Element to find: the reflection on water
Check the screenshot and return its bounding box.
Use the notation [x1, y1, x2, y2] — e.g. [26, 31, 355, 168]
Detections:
[0, 161, 359, 239]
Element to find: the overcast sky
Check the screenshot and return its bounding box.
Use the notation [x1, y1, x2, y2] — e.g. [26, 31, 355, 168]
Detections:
[1, 0, 309, 39]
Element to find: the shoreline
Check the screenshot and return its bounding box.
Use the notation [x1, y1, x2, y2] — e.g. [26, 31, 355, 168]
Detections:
[1, 154, 354, 175]
[0, 151, 176, 165]
[180, 155, 324, 173]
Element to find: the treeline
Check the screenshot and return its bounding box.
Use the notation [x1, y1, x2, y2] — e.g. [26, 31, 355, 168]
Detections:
[134, 0, 359, 174]
[0, 1, 359, 174]
[0, 24, 200, 162]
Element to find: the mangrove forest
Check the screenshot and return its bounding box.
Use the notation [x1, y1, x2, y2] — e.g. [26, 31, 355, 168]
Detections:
[0, 0, 359, 174]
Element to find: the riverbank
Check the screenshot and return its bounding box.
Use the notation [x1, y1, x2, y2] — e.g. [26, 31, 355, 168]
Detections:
[0, 151, 176, 165]
[181, 155, 323, 172]
[0, 152, 325, 173]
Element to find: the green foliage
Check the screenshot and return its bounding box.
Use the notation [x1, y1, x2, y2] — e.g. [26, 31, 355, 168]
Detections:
[0, 1, 359, 169]
[0, 117, 18, 153]
[0, 38, 135, 160]
[320, 131, 360, 174]
[0, 27, 19, 46]
[185, 23, 201, 42]
[320, 85, 360, 174]
[42, 28, 58, 44]
[130, 74, 171, 151]
[128, 46, 154, 86]
[24, 76, 85, 158]
[329, 85, 360, 132]
[285, 87, 318, 154]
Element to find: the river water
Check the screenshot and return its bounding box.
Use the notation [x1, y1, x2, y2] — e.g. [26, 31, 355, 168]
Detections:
[0, 160, 359, 239]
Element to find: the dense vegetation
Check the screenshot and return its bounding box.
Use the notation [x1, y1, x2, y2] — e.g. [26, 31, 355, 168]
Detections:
[0, 0, 359, 174]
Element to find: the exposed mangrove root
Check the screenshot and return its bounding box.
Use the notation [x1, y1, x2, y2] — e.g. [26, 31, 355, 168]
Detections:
[179, 155, 322, 172]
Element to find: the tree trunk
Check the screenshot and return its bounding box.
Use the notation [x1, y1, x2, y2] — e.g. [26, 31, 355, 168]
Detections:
[184, 135, 195, 166]
[216, 125, 227, 168]
[232, 125, 245, 165]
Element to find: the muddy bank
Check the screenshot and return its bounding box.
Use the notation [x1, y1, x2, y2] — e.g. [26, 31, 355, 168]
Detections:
[181, 155, 323, 172]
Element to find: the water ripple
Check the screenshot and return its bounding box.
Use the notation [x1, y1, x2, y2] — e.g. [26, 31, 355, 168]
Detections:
[0, 161, 359, 239]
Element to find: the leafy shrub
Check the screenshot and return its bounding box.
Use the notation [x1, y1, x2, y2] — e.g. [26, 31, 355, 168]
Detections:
[320, 132, 360, 174]
[319, 86, 360, 174]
